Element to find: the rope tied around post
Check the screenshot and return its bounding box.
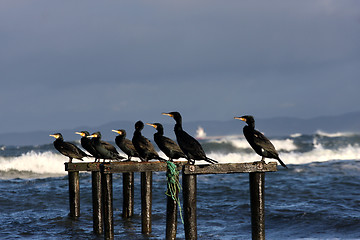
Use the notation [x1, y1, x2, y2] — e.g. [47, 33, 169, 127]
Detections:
[165, 161, 184, 224]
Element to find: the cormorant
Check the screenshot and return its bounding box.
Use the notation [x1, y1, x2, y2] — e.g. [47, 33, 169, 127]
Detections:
[162, 112, 217, 164]
[234, 115, 288, 168]
[75, 131, 98, 161]
[50, 133, 89, 163]
[112, 129, 140, 160]
[87, 131, 126, 162]
[146, 123, 186, 161]
[132, 121, 165, 161]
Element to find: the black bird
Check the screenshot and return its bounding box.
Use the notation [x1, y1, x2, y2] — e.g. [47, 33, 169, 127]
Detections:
[88, 131, 126, 162]
[50, 133, 88, 163]
[162, 112, 217, 164]
[234, 115, 288, 168]
[132, 121, 165, 161]
[75, 131, 98, 161]
[146, 123, 186, 161]
[112, 129, 140, 160]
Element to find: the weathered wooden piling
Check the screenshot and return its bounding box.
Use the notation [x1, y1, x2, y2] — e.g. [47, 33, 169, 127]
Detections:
[182, 171, 197, 240]
[101, 165, 114, 240]
[249, 172, 265, 240]
[92, 171, 103, 235]
[165, 172, 179, 240]
[68, 171, 80, 219]
[122, 172, 134, 218]
[141, 171, 153, 234]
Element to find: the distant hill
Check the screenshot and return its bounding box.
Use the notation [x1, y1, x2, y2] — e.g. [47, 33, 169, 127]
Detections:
[1, 112, 360, 146]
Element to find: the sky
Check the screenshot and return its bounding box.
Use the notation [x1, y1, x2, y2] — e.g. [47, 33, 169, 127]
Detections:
[1, 0, 360, 134]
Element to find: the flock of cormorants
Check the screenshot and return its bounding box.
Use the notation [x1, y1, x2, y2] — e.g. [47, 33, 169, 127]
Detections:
[50, 112, 288, 168]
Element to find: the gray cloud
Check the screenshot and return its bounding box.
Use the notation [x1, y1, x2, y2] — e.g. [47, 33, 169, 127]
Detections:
[0, 0, 359, 133]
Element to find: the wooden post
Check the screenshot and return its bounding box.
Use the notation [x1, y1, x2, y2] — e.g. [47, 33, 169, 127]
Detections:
[182, 171, 197, 240]
[249, 172, 265, 240]
[165, 172, 178, 240]
[122, 172, 134, 218]
[68, 171, 80, 219]
[92, 171, 103, 235]
[102, 171, 114, 240]
[141, 171, 152, 234]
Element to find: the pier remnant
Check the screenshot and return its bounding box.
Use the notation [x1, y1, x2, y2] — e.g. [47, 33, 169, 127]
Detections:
[101, 164, 114, 240]
[122, 172, 134, 218]
[141, 171, 153, 234]
[67, 171, 80, 219]
[65, 161, 276, 240]
[92, 171, 103, 235]
[250, 172, 265, 240]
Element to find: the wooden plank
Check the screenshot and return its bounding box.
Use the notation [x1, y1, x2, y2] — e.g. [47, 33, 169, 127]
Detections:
[183, 162, 277, 175]
[65, 162, 102, 172]
[101, 161, 187, 173]
[65, 161, 277, 174]
[65, 161, 187, 172]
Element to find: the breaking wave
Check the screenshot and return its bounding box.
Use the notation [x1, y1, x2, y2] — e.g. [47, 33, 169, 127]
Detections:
[1, 131, 360, 178]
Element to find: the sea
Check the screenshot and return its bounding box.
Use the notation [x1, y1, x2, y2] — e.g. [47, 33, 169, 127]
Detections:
[1, 130, 360, 239]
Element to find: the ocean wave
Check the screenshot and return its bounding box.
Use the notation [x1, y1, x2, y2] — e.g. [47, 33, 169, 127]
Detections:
[1, 134, 360, 178]
[315, 130, 358, 138]
[0, 151, 86, 178]
[208, 137, 298, 152]
[207, 143, 360, 166]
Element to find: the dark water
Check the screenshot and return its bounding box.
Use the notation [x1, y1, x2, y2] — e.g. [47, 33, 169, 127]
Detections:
[1, 132, 360, 239]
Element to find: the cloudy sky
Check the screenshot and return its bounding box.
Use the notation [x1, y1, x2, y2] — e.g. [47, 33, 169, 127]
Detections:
[1, 1, 360, 134]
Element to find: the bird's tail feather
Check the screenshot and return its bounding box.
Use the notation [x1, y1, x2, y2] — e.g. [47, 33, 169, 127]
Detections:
[278, 158, 288, 169]
[205, 157, 218, 164]
[116, 155, 126, 160]
[157, 156, 166, 162]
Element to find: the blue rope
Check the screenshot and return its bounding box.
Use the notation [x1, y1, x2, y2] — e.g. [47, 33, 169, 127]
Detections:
[165, 161, 184, 224]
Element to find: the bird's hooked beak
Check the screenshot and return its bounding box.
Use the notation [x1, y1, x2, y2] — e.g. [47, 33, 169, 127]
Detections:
[75, 132, 85, 137]
[146, 123, 157, 129]
[49, 134, 59, 139]
[112, 129, 122, 134]
[162, 112, 173, 118]
[234, 117, 246, 122]
[87, 133, 98, 138]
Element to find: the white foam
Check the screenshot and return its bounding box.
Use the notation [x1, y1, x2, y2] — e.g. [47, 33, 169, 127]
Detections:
[0, 151, 86, 175]
[268, 139, 298, 151]
[208, 143, 360, 165]
[290, 133, 302, 138]
[211, 137, 298, 151]
[2, 141, 360, 176]
[315, 130, 357, 138]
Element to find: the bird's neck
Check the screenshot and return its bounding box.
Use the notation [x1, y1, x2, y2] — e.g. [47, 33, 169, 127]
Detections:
[93, 137, 101, 144]
[247, 122, 255, 129]
[81, 137, 88, 144]
[157, 128, 164, 135]
[134, 130, 142, 137]
[174, 123, 183, 132]
[117, 135, 125, 141]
